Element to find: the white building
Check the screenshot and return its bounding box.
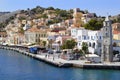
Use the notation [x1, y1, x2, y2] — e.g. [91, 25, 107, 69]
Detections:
[23, 24, 31, 31]
[81, 13, 95, 24]
[75, 28, 103, 55]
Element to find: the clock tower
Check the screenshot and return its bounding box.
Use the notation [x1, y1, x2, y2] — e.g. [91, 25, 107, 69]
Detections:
[101, 16, 113, 62]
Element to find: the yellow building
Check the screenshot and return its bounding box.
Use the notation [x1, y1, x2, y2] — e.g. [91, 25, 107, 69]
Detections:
[113, 30, 120, 40]
[25, 25, 49, 46]
[112, 23, 120, 40]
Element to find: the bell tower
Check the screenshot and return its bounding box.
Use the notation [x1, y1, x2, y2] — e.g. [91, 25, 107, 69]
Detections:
[101, 16, 113, 62]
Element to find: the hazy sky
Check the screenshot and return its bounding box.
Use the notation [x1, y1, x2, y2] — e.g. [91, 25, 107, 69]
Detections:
[0, 0, 120, 16]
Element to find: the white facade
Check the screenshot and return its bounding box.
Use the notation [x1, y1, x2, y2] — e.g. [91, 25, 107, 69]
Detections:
[81, 13, 95, 24]
[23, 24, 31, 30]
[76, 29, 103, 55]
[49, 22, 66, 29]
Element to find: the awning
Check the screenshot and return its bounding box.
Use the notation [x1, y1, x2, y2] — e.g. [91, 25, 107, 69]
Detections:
[85, 54, 99, 57]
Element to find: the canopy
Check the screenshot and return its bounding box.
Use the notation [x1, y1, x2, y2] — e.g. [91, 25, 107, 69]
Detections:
[85, 54, 99, 57]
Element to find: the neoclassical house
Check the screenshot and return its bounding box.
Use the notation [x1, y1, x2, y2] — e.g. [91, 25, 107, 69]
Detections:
[75, 28, 103, 55]
[25, 25, 49, 45]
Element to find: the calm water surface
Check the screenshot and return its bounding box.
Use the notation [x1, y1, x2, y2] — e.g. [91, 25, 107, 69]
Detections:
[0, 49, 120, 80]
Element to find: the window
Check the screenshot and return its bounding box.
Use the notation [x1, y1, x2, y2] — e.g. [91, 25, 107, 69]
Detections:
[106, 33, 108, 36]
[98, 43, 101, 47]
[113, 42, 117, 47]
[44, 34, 46, 37]
[78, 36, 81, 40]
[105, 22, 107, 26]
[41, 34, 43, 37]
[82, 36, 84, 40]
[79, 43, 81, 46]
[106, 28, 107, 31]
[91, 36, 93, 40]
[36, 39, 37, 42]
[96, 36, 98, 39]
[94, 36, 96, 40]
[84, 36, 86, 40]
[92, 43, 95, 48]
[46, 34, 48, 37]
[89, 42, 91, 47]
[107, 22, 110, 26]
[36, 34, 37, 37]
[38, 39, 40, 42]
[88, 36, 89, 40]
[100, 36, 101, 39]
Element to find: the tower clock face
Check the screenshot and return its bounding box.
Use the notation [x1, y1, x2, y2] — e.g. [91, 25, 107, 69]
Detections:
[103, 38, 110, 45]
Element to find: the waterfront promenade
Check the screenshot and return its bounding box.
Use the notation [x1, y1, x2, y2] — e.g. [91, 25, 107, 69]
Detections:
[1, 46, 120, 69]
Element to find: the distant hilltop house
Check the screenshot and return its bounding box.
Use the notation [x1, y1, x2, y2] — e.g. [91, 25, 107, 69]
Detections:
[73, 8, 95, 27]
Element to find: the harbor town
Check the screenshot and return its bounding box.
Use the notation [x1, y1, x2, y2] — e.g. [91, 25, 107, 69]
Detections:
[0, 1, 120, 80]
[0, 8, 120, 69]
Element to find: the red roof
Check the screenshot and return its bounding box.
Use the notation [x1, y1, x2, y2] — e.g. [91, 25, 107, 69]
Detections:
[113, 30, 120, 34]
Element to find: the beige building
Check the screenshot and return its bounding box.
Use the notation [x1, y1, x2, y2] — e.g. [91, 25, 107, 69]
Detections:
[113, 30, 120, 40]
[25, 25, 49, 45]
[112, 23, 120, 31]
[112, 23, 120, 40]
[5, 22, 23, 45]
[0, 31, 7, 44]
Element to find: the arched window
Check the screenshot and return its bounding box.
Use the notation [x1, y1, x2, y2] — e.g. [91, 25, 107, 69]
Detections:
[79, 43, 81, 46]
[107, 22, 110, 26]
[92, 42, 95, 48]
[106, 28, 107, 31]
[113, 42, 117, 47]
[89, 42, 91, 47]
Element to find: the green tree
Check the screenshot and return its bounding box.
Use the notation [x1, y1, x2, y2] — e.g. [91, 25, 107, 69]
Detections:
[46, 7, 54, 10]
[61, 39, 77, 49]
[82, 42, 88, 54]
[48, 39, 53, 49]
[41, 14, 48, 18]
[83, 19, 103, 30]
[19, 27, 24, 34]
[42, 41, 46, 47]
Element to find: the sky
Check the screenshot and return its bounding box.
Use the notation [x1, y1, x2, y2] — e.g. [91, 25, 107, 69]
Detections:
[0, 0, 120, 16]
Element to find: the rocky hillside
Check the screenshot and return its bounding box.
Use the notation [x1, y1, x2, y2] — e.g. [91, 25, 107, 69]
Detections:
[0, 10, 20, 23]
[0, 12, 10, 16]
[0, 6, 74, 31]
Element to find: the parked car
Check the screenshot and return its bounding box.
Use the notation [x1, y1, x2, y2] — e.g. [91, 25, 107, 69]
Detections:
[48, 50, 54, 54]
[29, 47, 38, 54]
[41, 50, 48, 53]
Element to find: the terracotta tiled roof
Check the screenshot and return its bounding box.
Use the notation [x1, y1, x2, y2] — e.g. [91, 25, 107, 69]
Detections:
[27, 25, 50, 33]
[0, 31, 7, 35]
[112, 23, 120, 27]
[17, 33, 24, 37]
[27, 25, 41, 32]
[113, 30, 120, 34]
